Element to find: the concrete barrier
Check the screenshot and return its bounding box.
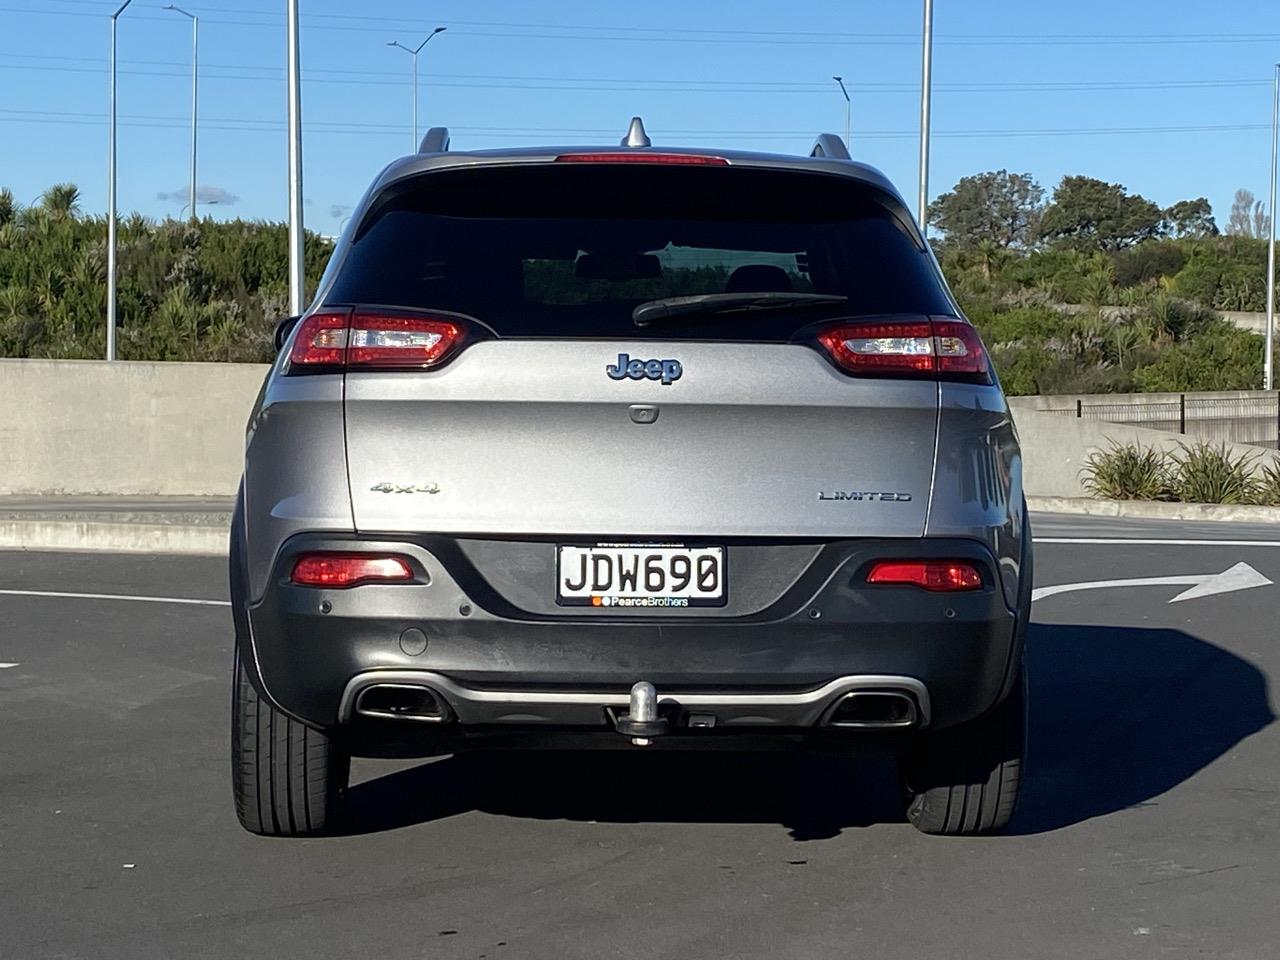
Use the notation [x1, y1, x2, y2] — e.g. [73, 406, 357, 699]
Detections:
[1, 359, 267, 496]
[1009, 402, 1280, 499]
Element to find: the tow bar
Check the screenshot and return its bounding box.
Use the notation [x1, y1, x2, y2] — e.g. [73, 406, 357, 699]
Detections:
[615, 681, 667, 746]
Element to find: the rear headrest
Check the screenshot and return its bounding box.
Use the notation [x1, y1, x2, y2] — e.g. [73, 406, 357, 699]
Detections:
[725, 264, 793, 294]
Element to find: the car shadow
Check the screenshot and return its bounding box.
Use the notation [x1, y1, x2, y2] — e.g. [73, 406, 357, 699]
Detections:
[1008, 622, 1273, 834]
[338, 623, 1273, 839]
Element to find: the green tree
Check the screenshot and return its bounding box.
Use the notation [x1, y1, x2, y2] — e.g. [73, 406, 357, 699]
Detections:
[1037, 176, 1163, 251]
[927, 169, 1043, 248]
[1162, 198, 1217, 238]
[0, 188, 15, 227]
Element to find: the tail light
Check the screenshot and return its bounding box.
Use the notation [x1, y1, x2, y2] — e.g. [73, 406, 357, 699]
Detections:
[286, 308, 465, 374]
[866, 560, 984, 592]
[290, 553, 415, 588]
[817, 318, 990, 383]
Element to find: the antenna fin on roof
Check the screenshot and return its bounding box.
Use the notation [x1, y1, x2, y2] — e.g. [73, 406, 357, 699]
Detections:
[419, 127, 450, 154]
[810, 133, 851, 160]
[620, 117, 652, 148]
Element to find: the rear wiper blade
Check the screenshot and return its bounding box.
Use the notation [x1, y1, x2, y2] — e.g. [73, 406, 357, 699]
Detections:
[632, 292, 848, 328]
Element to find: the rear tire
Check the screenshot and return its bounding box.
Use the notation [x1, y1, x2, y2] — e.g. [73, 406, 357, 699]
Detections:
[899, 663, 1026, 835]
[231, 649, 350, 836]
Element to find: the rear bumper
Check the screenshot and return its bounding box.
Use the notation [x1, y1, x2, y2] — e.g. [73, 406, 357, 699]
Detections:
[339, 670, 930, 727]
[242, 533, 1023, 734]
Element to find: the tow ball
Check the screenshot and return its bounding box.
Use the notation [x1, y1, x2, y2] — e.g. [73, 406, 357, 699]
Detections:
[616, 681, 667, 746]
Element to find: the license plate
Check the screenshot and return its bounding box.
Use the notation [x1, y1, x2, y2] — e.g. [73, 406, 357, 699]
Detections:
[557, 544, 726, 608]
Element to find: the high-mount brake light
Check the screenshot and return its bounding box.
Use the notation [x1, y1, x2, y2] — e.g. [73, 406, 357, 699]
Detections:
[554, 152, 729, 166]
[285, 310, 465, 374]
[290, 553, 415, 588]
[866, 561, 984, 592]
[817, 318, 990, 383]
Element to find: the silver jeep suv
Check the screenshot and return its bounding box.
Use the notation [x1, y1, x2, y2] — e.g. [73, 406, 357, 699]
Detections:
[230, 120, 1031, 838]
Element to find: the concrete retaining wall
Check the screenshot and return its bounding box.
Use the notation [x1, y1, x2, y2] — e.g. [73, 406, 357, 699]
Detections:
[1009, 401, 1280, 498]
[4, 358, 1277, 501]
[1, 359, 267, 496]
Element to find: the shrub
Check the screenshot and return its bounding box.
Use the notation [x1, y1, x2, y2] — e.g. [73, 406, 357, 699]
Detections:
[1132, 327, 1264, 392]
[1112, 241, 1186, 287]
[1169, 442, 1258, 505]
[1081, 441, 1171, 500]
[1170, 237, 1268, 311]
[1253, 460, 1280, 507]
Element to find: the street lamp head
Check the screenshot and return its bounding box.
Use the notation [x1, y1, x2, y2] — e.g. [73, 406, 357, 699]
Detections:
[434, 26, 447, 33]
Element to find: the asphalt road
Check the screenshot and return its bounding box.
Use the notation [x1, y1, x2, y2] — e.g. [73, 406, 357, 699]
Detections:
[1, 514, 1277, 959]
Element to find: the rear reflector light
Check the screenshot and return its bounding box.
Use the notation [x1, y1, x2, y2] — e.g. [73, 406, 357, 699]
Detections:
[866, 561, 983, 592]
[554, 152, 729, 166]
[286, 309, 464, 373]
[290, 553, 415, 588]
[818, 318, 990, 382]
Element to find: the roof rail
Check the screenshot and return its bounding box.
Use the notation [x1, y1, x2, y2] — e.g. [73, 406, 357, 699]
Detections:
[419, 127, 450, 154]
[810, 133, 850, 161]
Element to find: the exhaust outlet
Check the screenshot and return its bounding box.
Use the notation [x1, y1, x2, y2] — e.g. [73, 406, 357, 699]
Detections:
[354, 683, 448, 723]
[824, 690, 919, 728]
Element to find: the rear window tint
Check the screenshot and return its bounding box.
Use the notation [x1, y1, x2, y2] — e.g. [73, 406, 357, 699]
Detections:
[326, 164, 953, 340]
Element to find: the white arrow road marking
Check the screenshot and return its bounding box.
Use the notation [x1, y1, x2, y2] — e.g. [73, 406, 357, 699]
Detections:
[1032, 562, 1273, 605]
[1166, 562, 1274, 603]
[0, 662, 18, 669]
[0, 589, 229, 607]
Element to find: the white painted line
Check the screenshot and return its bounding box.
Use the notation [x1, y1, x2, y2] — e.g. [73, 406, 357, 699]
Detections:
[1034, 537, 1280, 547]
[1032, 562, 1273, 604]
[1033, 574, 1202, 602]
[0, 662, 18, 669]
[0, 589, 229, 607]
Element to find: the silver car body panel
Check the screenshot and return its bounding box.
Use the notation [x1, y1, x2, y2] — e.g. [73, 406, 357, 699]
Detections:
[242, 372, 352, 601]
[343, 339, 937, 540]
[924, 382, 1025, 608]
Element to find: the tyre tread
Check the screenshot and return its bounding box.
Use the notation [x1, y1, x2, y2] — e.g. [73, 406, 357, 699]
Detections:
[230, 650, 347, 836]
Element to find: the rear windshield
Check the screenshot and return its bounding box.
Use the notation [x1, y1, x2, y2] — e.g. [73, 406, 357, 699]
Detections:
[326, 164, 953, 340]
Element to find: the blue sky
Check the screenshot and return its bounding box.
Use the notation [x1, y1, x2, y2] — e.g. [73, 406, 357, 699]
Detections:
[2, 0, 1279, 235]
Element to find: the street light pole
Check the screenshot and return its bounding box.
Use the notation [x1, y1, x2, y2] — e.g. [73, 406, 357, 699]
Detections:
[832, 75, 851, 149]
[164, 5, 198, 222]
[1267, 62, 1278, 392]
[387, 27, 446, 150]
[107, 0, 134, 362]
[917, 0, 934, 234]
[286, 0, 305, 315]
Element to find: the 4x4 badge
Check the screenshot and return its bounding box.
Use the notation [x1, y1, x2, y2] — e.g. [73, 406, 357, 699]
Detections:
[370, 482, 440, 494]
[606, 353, 682, 385]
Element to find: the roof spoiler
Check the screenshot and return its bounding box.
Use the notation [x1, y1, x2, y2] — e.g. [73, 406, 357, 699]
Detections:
[419, 127, 450, 154]
[810, 133, 851, 160]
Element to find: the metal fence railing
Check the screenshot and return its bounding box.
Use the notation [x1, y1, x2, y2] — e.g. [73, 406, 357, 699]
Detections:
[1038, 392, 1280, 450]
